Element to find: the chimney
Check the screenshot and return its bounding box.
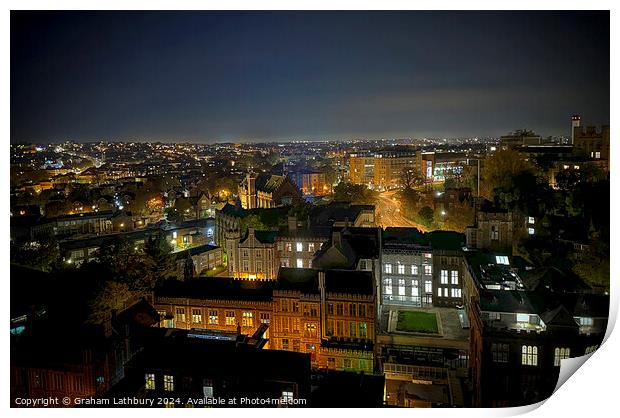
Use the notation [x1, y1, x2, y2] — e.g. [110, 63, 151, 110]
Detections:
[288, 215, 297, 232]
[571, 115, 581, 145]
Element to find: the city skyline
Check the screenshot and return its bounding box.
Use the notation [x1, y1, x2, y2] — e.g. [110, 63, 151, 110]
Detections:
[11, 11, 610, 143]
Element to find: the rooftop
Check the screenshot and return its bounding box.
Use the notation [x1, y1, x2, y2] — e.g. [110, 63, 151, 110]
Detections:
[155, 277, 275, 302]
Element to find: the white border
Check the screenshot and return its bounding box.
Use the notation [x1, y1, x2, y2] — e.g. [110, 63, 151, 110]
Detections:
[2, 2, 617, 418]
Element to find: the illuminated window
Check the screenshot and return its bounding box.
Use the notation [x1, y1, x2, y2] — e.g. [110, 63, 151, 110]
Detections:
[296, 258, 303, 268]
[398, 279, 406, 295]
[451, 288, 462, 298]
[296, 242, 303, 252]
[424, 265, 432, 275]
[451, 270, 459, 285]
[281, 258, 290, 267]
[172, 231, 177, 239]
[282, 390, 294, 403]
[585, 345, 598, 354]
[176, 308, 186, 322]
[260, 313, 270, 324]
[440, 270, 449, 284]
[517, 313, 529, 323]
[242, 312, 254, 327]
[595, 151, 601, 159]
[359, 322, 368, 338]
[192, 309, 202, 323]
[145, 373, 155, 390]
[208, 310, 218, 325]
[528, 228, 535, 235]
[424, 280, 432, 293]
[580, 317, 593, 326]
[349, 321, 357, 337]
[384, 263, 392, 274]
[225, 311, 236, 326]
[308, 243, 315, 253]
[437, 288, 443, 297]
[203, 379, 214, 398]
[528, 217, 535, 224]
[397, 264, 405, 275]
[554, 347, 570, 367]
[164, 375, 174, 391]
[285, 243, 292, 252]
[495, 256, 510, 265]
[383, 278, 392, 295]
[521, 345, 538, 366]
[411, 265, 418, 275]
[424, 253, 432, 259]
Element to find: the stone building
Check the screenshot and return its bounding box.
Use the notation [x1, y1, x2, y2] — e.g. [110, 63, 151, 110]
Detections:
[225, 228, 278, 280]
[461, 250, 608, 407]
[238, 173, 302, 209]
[275, 216, 330, 270]
[349, 152, 417, 191]
[465, 201, 514, 253]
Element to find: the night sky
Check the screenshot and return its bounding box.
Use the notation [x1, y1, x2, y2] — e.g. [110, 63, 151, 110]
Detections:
[11, 11, 610, 143]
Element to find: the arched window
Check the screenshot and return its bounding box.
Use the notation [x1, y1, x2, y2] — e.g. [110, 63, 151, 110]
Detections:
[521, 345, 538, 366]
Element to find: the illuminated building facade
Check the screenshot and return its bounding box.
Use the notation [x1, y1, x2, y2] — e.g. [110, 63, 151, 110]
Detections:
[462, 250, 609, 407]
[419, 152, 469, 182]
[152, 278, 275, 344]
[239, 173, 302, 209]
[275, 217, 330, 270]
[349, 152, 417, 190]
[273, 268, 375, 372]
[225, 227, 278, 280]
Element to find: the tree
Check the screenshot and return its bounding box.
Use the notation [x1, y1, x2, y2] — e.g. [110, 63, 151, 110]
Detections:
[143, 232, 176, 288]
[183, 250, 195, 280]
[399, 188, 422, 219]
[480, 149, 535, 199]
[442, 204, 475, 233]
[399, 167, 425, 190]
[10, 233, 60, 272]
[332, 182, 377, 204]
[87, 281, 137, 324]
[572, 239, 609, 291]
[240, 214, 268, 234]
[417, 206, 434, 228]
[165, 207, 183, 223]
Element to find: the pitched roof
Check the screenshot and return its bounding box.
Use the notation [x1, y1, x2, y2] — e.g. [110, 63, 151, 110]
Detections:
[255, 174, 286, 193]
[276, 267, 320, 294]
[309, 202, 374, 226]
[324, 269, 374, 295]
[155, 277, 275, 302]
[175, 244, 220, 260]
[520, 266, 591, 293]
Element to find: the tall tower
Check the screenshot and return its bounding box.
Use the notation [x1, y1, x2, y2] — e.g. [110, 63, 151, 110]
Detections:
[571, 115, 581, 145]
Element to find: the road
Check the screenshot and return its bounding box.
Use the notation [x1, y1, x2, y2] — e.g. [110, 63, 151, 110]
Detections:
[375, 190, 428, 231]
